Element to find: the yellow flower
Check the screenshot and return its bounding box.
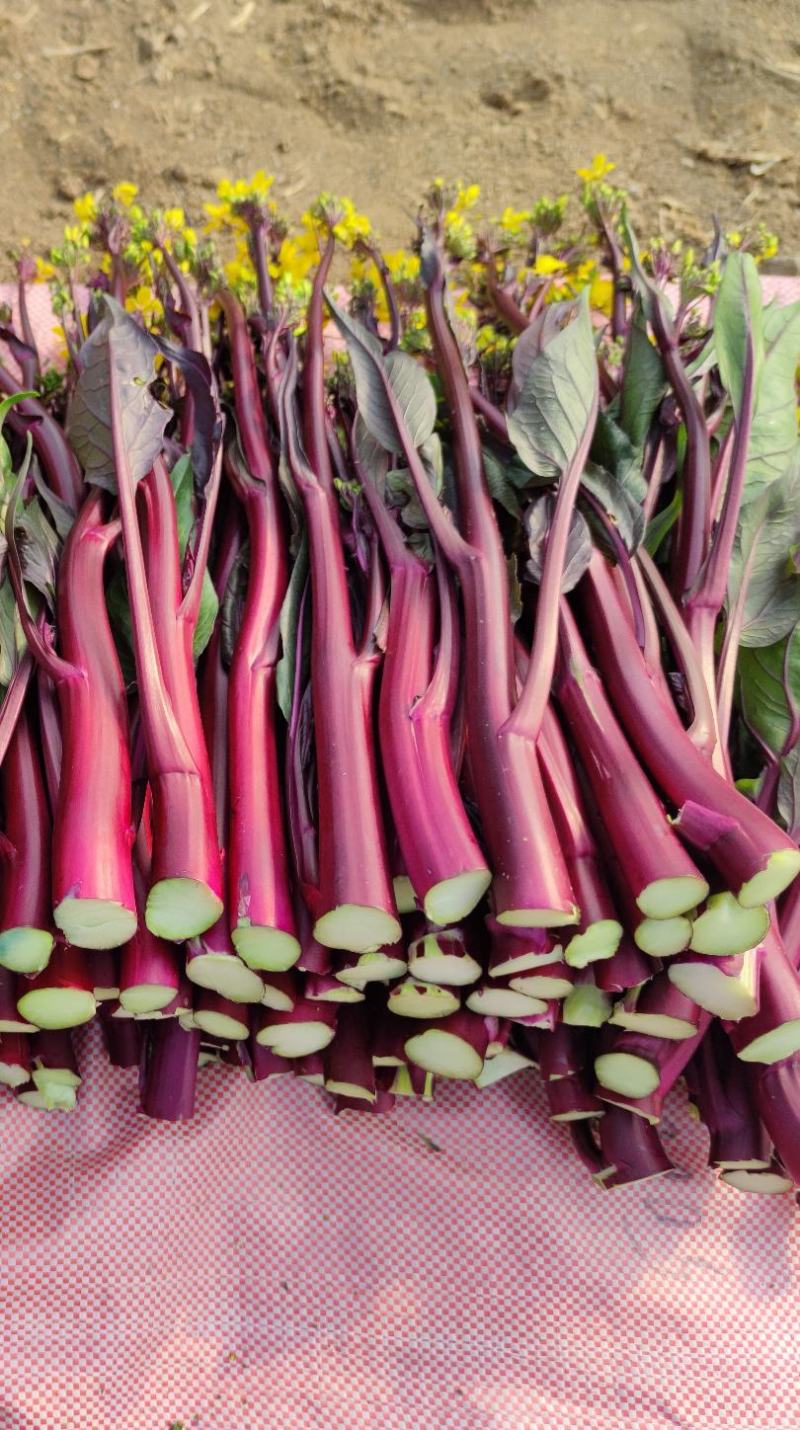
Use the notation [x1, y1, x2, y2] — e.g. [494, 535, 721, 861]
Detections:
[332, 197, 371, 248]
[383, 249, 421, 284]
[444, 212, 476, 260]
[476, 323, 511, 358]
[51, 323, 69, 364]
[576, 154, 616, 183]
[451, 288, 476, 326]
[269, 235, 320, 286]
[124, 285, 164, 324]
[218, 170, 274, 207]
[224, 254, 256, 291]
[725, 230, 742, 249]
[113, 181, 139, 208]
[34, 257, 56, 282]
[498, 206, 531, 239]
[164, 207, 185, 232]
[73, 192, 97, 224]
[349, 255, 372, 284]
[98, 253, 112, 276]
[181, 226, 197, 247]
[62, 224, 89, 247]
[589, 274, 613, 316]
[203, 199, 246, 234]
[247, 169, 274, 204]
[451, 182, 481, 214]
[533, 254, 567, 276]
[204, 199, 232, 231]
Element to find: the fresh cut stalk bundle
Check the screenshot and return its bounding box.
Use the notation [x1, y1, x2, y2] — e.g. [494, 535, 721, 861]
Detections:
[0, 163, 799, 1203]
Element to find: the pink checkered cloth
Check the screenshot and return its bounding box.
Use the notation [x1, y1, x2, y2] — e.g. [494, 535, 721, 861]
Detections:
[1, 280, 799, 1430]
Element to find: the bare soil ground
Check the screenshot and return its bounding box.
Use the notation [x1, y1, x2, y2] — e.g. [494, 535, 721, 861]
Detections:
[0, 0, 798, 259]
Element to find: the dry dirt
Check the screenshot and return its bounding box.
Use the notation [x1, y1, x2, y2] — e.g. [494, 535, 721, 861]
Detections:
[1, 0, 799, 262]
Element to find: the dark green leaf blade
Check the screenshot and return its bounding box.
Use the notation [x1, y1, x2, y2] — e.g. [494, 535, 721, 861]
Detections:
[525, 492, 592, 592]
[778, 747, 800, 841]
[580, 462, 645, 553]
[276, 533, 309, 724]
[714, 250, 764, 422]
[193, 571, 219, 659]
[738, 629, 800, 755]
[325, 291, 435, 454]
[729, 468, 800, 647]
[506, 292, 598, 479]
[745, 299, 800, 499]
[167, 453, 194, 555]
[619, 304, 666, 450]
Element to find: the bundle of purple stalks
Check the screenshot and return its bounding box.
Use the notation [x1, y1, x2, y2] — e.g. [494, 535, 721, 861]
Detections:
[0, 168, 799, 1202]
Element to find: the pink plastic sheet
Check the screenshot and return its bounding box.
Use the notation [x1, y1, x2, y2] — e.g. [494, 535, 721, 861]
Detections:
[1, 279, 799, 1430]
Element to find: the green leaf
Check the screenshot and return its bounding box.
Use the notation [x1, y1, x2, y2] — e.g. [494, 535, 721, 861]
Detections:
[778, 747, 800, 841]
[105, 568, 136, 687]
[167, 453, 194, 555]
[353, 414, 389, 497]
[0, 580, 24, 689]
[684, 334, 717, 382]
[744, 300, 800, 499]
[738, 629, 800, 755]
[325, 292, 436, 454]
[482, 446, 522, 519]
[0, 393, 37, 433]
[384, 349, 437, 450]
[729, 468, 800, 647]
[524, 492, 592, 592]
[167, 451, 218, 655]
[507, 552, 522, 625]
[0, 391, 37, 488]
[591, 409, 647, 503]
[67, 295, 169, 492]
[33, 471, 75, 541]
[714, 251, 764, 421]
[644, 489, 682, 557]
[506, 292, 598, 479]
[619, 305, 666, 450]
[482, 442, 547, 498]
[220, 542, 249, 669]
[276, 533, 309, 724]
[193, 570, 219, 659]
[17, 498, 60, 604]
[510, 300, 575, 395]
[581, 462, 645, 552]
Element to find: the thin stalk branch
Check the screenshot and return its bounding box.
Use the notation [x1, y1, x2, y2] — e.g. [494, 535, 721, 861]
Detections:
[506, 389, 599, 738]
[650, 297, 712, 599]
[0, 650, 34, 767]
[636, 547, 719, 762]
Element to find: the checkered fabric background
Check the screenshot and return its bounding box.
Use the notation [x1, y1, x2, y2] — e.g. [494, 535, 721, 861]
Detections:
[0, 280, 799, 1430]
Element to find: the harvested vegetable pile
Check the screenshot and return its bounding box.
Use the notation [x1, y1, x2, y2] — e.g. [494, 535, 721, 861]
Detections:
[0, 164, 799, 1198]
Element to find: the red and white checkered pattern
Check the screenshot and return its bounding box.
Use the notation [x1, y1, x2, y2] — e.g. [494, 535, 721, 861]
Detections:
[1, 278, 799, 1430]
[2, 1026, 799, 1430]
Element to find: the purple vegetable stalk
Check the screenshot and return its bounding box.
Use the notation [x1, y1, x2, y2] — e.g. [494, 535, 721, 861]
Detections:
[107, 329, 224, 941]
[555, 601, 708, 920]
[0, 697, 54, 974]
[583, 554, 800, 907]
[220, 295, 299, 971]
[6, 488, 137, 950]
[140, 1018, 200, 1121]
[280, 339, 399, 955]
[354, 436, 490, 927]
